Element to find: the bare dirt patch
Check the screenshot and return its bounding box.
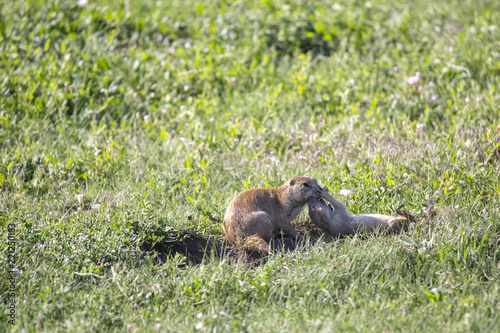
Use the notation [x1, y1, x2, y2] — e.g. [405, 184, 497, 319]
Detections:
[139, 222, 334, 267]
[140, 215, 423, 268]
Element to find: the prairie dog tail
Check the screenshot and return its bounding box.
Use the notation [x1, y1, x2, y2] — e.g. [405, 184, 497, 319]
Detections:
[243, 236, 270, 255]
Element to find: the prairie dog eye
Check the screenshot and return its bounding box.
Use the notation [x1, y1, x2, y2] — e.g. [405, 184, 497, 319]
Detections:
[303, 183, 310, 187]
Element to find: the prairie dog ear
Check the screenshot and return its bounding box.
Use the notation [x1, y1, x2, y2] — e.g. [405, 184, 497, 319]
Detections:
[290, 179, 296, 186]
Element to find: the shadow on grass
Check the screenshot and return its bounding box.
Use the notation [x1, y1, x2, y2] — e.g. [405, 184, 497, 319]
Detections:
[138, 222, 342, 267]
[138, 207, 421, 267]
[140, 233, 303, 268]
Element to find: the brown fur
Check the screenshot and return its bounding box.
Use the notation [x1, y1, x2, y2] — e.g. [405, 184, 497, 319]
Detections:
[223, 176, 325, 254]
[309, 193, 412, 236]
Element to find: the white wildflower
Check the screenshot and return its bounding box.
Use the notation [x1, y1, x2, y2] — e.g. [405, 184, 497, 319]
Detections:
[406, 72, 422, 86]
[407, 75, 420, 85]
[339, 189, 352, 196]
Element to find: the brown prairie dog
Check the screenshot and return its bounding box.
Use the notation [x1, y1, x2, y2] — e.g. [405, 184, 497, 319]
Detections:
[309, 192, 411, 236]
[223, 176, 326, 254]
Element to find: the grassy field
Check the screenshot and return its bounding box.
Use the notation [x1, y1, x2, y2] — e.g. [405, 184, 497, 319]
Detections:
[1, 0, 500, 331]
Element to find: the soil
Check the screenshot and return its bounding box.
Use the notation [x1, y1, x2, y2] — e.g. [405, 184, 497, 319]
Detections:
[140, 213, 420, 267]
[140, 222, 334, 267]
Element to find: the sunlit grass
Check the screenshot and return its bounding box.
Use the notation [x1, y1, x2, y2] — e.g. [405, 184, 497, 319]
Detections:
[1, 0, 499, 331]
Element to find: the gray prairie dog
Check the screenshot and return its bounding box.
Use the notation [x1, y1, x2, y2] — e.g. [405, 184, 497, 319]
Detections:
[223, 176, 326, 254]
[309, 193, 412, 237]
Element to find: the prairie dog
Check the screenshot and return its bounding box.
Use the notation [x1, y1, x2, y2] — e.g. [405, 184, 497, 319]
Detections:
[223, 176, 326, 254]
[309, 193, 411, 236]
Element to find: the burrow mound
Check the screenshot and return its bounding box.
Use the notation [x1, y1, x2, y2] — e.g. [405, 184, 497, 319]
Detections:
[140, 234, 303, 267]
[138, 214, 420, 267]
[139, 222, 337, 267]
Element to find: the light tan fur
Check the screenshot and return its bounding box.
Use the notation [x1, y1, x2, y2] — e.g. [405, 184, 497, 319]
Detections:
[309, 192, 411, 236]
[223, 176, 325, 254]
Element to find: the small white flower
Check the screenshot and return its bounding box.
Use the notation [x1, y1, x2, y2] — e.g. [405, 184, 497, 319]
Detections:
[349, 79, 356, 86]
[434, 58, 441, 64]
[195, 322, 204, 330]
[230, 77, 237, 84]
[390, 94, 395, 100]
[180, 105, 186, 111]
[12, 268, 23, 275]
[393, 66, 399, 73]
[308, 75, 315, 83]
[209, 117, 215, 123]
[197, 313, 203, 319]
[416, 123, 424, 131]
[402, 121, 407, 128]
[428, 81, 434, 87]
[482, 208, 488, 216]
[431, 95, 439, 101]
[156, 323, 162, 331]
[476, 97, 481, 103]
[77, 194, 84, 204]
[339, 189, 352, 196]
[445, 281, 452, 288]
[127, 324, 133, 331]
[77, 0, 88, 7]
[144, 115, 150, 123]
[465, 97, 470, 104]
[91, 204, 101, 211]
[49, 211, 55, 218]
[407, 75, 420, 86]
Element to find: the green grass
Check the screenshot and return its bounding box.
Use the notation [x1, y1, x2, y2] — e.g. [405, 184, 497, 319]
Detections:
[1, 0, 500, 331]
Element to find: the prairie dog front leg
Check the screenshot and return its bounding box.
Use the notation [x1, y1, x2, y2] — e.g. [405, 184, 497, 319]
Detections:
[321, 191, 351, 221]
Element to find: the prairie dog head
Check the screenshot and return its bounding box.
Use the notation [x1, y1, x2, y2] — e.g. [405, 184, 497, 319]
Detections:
[308, 197, 334, 229]
[282, 176, 324, 205]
